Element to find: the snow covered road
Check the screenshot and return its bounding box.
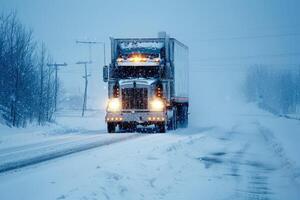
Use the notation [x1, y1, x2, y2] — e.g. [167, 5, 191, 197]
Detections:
[0, 113, 299, 200]
[0, 132, 142, 173]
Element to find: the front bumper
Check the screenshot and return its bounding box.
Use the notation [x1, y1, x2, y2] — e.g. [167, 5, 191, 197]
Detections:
[106, 111, 166, 124]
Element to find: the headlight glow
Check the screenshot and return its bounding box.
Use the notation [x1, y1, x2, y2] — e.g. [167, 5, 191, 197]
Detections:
[150, 98, 165, 112]
[107, 98, 121, 112]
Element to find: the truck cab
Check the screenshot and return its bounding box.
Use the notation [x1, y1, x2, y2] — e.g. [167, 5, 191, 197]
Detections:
[103, 34, 189, 133]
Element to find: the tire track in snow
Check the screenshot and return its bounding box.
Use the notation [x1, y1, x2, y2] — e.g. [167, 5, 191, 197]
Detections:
[0, 133, 144, 174]
[234, 122, 299, 199]
[257, 123, 300, 186]
[0, 133, 103, 156]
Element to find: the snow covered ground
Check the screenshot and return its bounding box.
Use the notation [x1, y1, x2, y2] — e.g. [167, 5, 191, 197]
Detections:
[0, 109, 106, 149]
[0, 106, 299, 200]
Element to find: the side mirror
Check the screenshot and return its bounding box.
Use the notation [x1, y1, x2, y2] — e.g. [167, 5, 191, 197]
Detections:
[103, 65, 108, 82]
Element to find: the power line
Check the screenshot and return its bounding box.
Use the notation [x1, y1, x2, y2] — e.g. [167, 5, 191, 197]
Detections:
[60, 67, 100, 74]
[191, 52, 300, 62]
[76, 40, 106, 66]
[197, 32, 300, 42]
[189, 63, 300, 67]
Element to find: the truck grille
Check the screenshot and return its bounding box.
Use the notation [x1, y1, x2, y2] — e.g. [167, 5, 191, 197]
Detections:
[122, 88, 148, 109]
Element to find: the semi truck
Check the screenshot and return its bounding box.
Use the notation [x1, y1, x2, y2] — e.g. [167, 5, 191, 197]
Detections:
[102, 33, 189, 133]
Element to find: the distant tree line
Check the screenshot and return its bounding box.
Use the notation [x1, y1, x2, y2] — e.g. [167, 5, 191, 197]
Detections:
[0, 12, 58, 127]
[245, 64, 300, 115]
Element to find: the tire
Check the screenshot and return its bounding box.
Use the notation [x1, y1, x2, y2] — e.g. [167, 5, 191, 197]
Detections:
[167, 119, 173, 130]
[167, 108, 177, 130]
[169, 116, 177, 130]
[119, 122, 124, 132]
[176, 104, 189, 128]
[183, 116, 188, 128]
[157, 122, 166, 133]
[107, 122, 116, 133]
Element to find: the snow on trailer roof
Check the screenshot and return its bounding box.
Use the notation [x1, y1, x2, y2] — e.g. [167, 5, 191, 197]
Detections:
[111, 37, 189, 61]
[113, 37, 188, 50]
[119, 41, 164, 49]
[116, 38, 165, 54]
[114, 38, 166, 42]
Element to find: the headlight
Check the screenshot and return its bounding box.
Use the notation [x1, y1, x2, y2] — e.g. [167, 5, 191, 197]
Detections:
[107, 98, 121, 112]
[150, 98, 165, 112]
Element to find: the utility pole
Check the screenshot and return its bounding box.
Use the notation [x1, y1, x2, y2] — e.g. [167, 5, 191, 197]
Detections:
[76, 61, 91, 117]
[76, 40, 106, 66]
[47, 62, 67, 111]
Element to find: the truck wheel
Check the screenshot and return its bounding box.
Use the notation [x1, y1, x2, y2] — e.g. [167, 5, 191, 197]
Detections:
[167, 119, 173, 130]
[168, 108, 177, 130]
[183, 116, 189, 128]
[107, 122, 116, 133]
[168, 117, 176, 130]
[157, 122, 166, 133]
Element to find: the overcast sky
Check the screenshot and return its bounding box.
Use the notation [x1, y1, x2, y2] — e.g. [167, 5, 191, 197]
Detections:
[1, 0, 300, 111]
[2, 0, 300, 64]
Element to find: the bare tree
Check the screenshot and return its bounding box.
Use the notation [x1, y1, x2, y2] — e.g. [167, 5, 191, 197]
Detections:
[245, 65, 300, 115]
[0, 11, 58, 127]
[38, 43, 46, 124]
